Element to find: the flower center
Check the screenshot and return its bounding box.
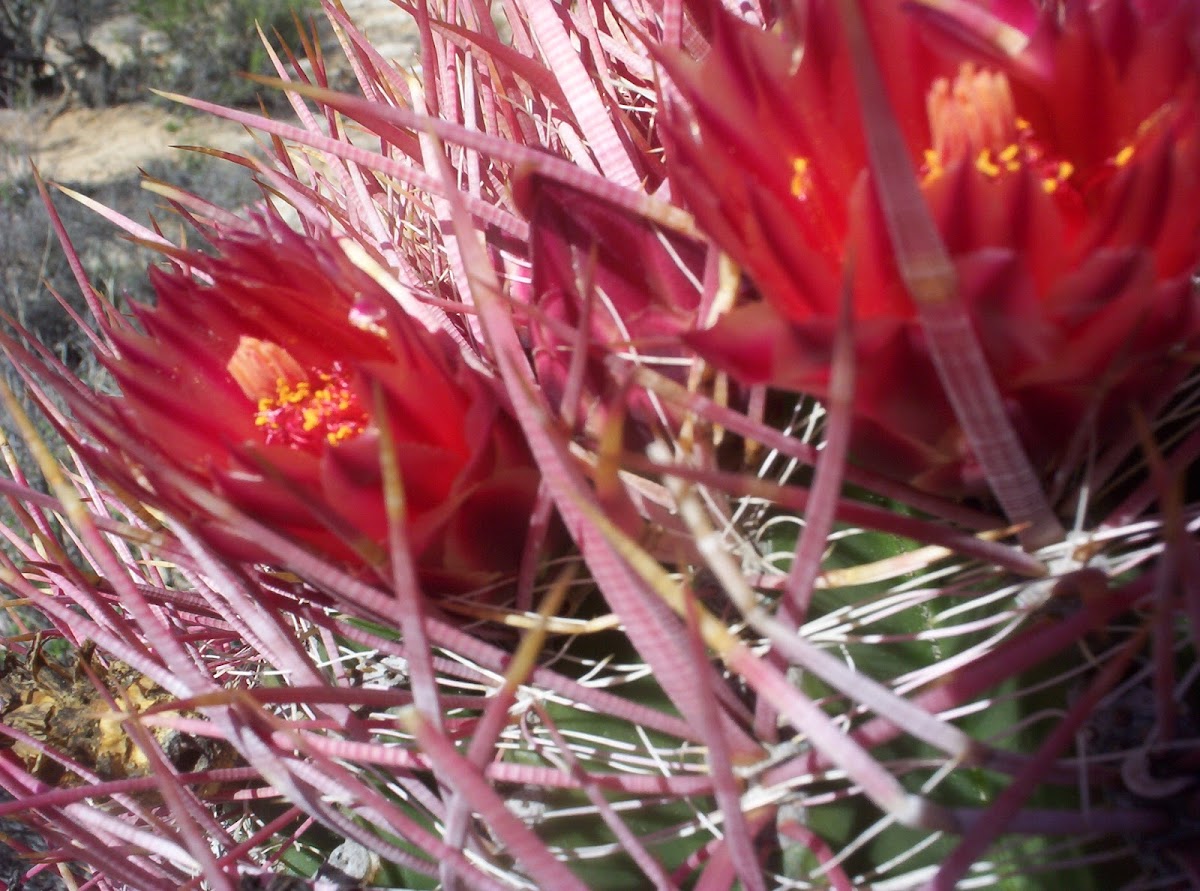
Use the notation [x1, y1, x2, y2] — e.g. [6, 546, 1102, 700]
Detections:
[227, 336, 368, 451]
[922, 63, 1074, 195]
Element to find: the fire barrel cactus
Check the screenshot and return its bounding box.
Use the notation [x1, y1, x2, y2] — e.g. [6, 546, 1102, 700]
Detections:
[0, 0, 1197, 889]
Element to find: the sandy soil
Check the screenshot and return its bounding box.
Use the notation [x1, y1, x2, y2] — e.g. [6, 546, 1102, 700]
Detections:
[0, 103, 256, 186]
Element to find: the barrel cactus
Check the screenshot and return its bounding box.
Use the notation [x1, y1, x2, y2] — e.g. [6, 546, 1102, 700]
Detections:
[0, 0, 1197, 889]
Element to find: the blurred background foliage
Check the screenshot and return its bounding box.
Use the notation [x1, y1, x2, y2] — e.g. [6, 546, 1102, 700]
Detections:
[1, 0, 316, 108]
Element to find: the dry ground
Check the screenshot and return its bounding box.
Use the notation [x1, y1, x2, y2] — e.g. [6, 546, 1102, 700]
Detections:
[0, 0, 419, 361]
[1, 0, 418, 185]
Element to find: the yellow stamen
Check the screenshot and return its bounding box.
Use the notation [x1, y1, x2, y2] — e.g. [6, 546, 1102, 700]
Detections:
[790, 156, 813, 200]
[975, 149, 1001, 177]
[227, 337, 368, 451]
[1041, 161, 1075, 194]
[923, 66, 1077, 200]
[927, 63, 1017, 162]
[921, 148, 945, 184]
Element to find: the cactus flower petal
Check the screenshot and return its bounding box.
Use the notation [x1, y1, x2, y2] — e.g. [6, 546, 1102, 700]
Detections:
[666, 0, 1200, 498]
[84, 218, 541, 586]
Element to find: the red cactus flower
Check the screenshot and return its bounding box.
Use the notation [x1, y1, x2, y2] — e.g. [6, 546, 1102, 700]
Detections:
[662, 0, 1200, 498]
[70, 218, 541, 587]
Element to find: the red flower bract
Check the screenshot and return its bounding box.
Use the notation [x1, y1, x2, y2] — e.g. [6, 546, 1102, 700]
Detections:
[513, 172, 705, 444]
[663, 0, 1200, 496]
[88, 219, 540, 586]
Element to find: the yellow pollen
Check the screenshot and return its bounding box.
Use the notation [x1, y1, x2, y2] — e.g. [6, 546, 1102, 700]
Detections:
[922, 68, 1078, 200]
[975, 149, 1001, 177]
[921, 148, 945, 184]
[1113, 145, 1135, 167]
[280, 381, 309, 405]
[227, 336, 368, 451]
[790, 156, 813, 200]
[1041, 161, 1075, 194]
